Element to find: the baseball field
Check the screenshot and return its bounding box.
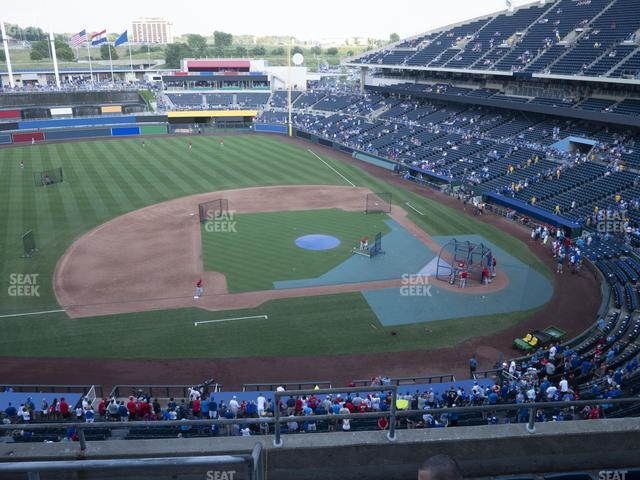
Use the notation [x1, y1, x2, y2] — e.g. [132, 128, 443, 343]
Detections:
[0, 134, 560, 372]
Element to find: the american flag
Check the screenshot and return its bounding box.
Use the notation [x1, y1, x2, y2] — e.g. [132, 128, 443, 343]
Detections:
[70, 29, 87, 47]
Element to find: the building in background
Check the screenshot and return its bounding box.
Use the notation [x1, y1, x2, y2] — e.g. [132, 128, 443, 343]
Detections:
[130, 18, 173, 44]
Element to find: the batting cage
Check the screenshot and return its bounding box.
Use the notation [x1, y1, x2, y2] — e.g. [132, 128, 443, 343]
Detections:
[435, 238, 492, 285]
[21, 230, 37, 258]
[365, 192, 392, 214]
[198, 198, 229, 223]
[33, 167, 64, 187]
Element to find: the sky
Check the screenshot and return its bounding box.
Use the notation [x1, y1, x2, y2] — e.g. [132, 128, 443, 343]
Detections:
[6, 0, 537, 40]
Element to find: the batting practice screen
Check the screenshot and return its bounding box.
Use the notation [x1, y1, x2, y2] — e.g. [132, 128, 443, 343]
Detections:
[365, 192, 392, 214]
[199, 198, 229, 222]
[33, 167, 64, 187]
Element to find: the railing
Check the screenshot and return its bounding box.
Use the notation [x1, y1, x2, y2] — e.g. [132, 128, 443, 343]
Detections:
[0, 384, 102, 397]
[0, 444, 264, 480]
[109, 384, 220, 399]
[1, 395, 639, 451]
[350, 373, 456, 387]
[242, 381, 332, 392]
[473, 369, 501, 380]
[273, 385, 398, 446]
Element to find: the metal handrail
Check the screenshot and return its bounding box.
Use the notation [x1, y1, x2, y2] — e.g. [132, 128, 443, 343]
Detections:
[272, 385, 398, 446]
[242, 381, 332, 392]
[1, 394, 638, 450]
[350, 374, 456, 387]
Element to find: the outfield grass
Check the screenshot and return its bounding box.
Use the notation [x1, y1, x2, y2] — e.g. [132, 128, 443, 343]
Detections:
[201, 209, 391, 292]
[0, 293, 537, 358]
[0, 134, 550, 358]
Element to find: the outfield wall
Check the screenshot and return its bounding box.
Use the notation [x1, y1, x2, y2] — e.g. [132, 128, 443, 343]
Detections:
[0, 116, 168, 145]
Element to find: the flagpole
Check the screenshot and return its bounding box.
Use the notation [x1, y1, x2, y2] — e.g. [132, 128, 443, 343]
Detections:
[0, 21, 14, 88]
[108, 41, 114, 84]
[128, 42, 133, 78]
[86, 31, 94, 83]
[49, 31, 61, 89]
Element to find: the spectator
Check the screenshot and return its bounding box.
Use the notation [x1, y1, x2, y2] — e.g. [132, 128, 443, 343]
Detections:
[418, 454, 463, 480]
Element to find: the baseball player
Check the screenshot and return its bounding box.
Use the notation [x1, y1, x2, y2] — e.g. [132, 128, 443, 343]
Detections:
[194, 279, 203, 299]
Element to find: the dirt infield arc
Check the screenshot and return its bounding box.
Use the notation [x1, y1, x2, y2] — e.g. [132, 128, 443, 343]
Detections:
[53, 185, 507, 318]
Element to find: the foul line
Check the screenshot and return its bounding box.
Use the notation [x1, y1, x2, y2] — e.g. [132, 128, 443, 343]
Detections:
[0, 309, 65, 319]
[194, 315, 268, 326]
[405, 202, 425, 216]
[307, 149, 356, 187]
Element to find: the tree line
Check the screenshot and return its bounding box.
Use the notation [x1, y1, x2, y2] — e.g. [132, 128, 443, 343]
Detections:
[164, 31, 346, 68]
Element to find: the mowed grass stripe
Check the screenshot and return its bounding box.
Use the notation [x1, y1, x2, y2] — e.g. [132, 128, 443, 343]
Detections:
[159, 138, 221, 191]
[135, 139, 207, 196]
[71, 141, 129, 218]
[85, 143, 150, 214]
[263, 137, 349, 184]
[31, 146, 68, 231]
[55, 142, 104, 225]
[247, 138, 341, 186]
[159, 137, 227, 193]
[223, 140, 289, 187]
[45, 144, 89, 229]
[108, 139, 181, 199]
[102, 140, 159, 207]
[201, 137, 279, 187]
[106, 140, 169, 203]
[186, 141, 251, 191]
[256, 137, 342, 184]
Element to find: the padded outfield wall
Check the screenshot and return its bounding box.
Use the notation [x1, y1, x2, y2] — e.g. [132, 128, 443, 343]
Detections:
[0, 115, 168, 145]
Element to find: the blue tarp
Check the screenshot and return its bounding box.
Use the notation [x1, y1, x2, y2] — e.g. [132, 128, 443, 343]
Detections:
[0, 392, 82, 412]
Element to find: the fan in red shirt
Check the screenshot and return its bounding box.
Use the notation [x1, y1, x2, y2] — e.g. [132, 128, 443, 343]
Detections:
[59, 398, 70, 418]
[192, 398, 201, 417]
[344, 401, 355, 413]
[127, 396, 137, 420]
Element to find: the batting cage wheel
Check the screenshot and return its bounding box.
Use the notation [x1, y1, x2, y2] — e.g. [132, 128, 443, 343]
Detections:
[365, 192, 392, 214]
[33, 167, 64, 187]
[198, 198, 229, 223]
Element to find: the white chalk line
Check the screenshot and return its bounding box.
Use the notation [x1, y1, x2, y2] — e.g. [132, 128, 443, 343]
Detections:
[405, 202, 425, 216]
[307, 149, 356, 187]
[194, 315, 268, 326]
[0, 309, 65, 319]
